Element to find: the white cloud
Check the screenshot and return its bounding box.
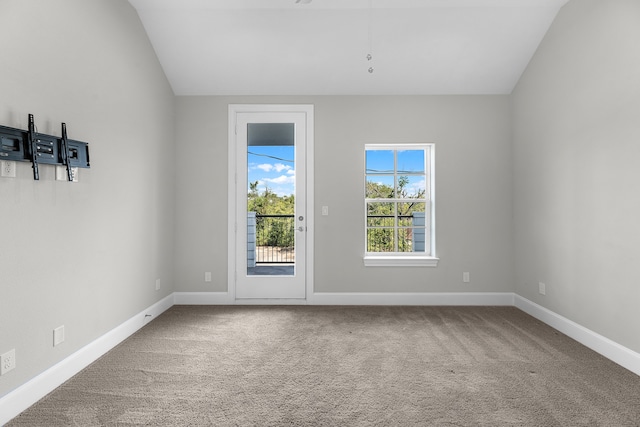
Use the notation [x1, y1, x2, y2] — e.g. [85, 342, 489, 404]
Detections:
[256, 164, 273, 172]
[263, 174, 295, 185]
[406, 179, 426, 197]
[287, 169, 295, 175]
[254, 163, 292, 173]
[273, 163, 291, 173]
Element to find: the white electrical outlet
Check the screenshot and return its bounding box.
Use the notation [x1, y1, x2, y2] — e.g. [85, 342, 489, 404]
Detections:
[53, 325, 65, 347]
[1, 349, 16, 375]
[205, 272, 212, 282]
[463, 272, 470, 283]
[55, 166, 66, 181]
[56, 166, 79, 182]
[156, 279, 161, 291]
[1, 160, 16, 178]
[538, 282, 546, 295]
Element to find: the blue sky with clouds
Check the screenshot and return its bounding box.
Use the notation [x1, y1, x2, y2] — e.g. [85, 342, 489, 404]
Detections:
[248, 146, 295, 197]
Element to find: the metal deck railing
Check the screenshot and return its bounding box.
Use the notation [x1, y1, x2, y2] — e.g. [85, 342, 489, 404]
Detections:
[255, 214, 295, 264]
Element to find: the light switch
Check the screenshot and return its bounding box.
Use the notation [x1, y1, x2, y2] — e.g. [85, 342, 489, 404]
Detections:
[322, 206, 329, 216]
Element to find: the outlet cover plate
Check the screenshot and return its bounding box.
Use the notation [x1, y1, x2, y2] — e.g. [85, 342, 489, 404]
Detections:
[538, 282, 546, 295]
[1, 160, 16, 178]
[1, 349, 16, 375]
[54, 325, 65, 347]
[56, 166, 79, 182]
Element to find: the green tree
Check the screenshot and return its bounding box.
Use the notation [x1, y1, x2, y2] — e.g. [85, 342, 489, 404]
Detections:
[248, 182, 295, 247]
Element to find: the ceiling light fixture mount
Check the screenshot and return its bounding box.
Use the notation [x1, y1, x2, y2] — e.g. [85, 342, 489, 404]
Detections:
[367, 0, 374, 74]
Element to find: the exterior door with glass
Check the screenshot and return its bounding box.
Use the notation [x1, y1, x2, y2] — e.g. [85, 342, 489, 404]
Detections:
[231, 107, 311, 300]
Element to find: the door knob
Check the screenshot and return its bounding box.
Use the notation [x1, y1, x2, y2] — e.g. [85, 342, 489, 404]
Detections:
[297, 226, 304, 232]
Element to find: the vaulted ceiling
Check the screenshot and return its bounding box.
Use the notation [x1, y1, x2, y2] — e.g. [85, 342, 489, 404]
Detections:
[128, 0, 569, 95]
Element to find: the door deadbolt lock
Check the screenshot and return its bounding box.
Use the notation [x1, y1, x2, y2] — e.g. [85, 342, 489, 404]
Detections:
[298, 216, 304, 221]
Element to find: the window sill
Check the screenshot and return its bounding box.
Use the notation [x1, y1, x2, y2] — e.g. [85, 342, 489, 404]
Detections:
[363, 256, 439, 267]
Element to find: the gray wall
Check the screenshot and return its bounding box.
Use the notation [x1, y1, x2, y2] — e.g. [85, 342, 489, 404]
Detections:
[512, 0, 640, 353]
[175, 96, 514, 294]
[0, 0, 175, 397]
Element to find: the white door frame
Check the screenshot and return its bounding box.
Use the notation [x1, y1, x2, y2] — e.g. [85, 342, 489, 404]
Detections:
[228, 104, 314, 303]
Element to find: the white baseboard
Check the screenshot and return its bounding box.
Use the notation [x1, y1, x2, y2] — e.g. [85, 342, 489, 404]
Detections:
[0, 294, 174, 426]
[172, 291, 515, 306]
[514, 295, 640, 377]
[233, 298, 309, 305]
[309, 292, 515, 306]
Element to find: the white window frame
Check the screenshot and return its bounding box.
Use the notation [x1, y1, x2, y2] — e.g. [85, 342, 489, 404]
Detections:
[364, 143, 438, 267]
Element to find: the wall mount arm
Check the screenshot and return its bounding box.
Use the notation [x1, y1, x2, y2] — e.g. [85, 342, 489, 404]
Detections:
[0, 114, 91, 181]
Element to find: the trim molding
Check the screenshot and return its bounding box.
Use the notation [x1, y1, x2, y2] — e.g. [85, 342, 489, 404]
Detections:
[363, 256, 439, 267]
[0, 294, 174, 426]
[514, 295, 640, 377]
[4, 292, 639, 424]
[171, 291, 515, 306]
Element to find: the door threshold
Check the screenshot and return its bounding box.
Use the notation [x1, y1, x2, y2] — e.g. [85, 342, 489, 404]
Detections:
[233, 298, 308, 305]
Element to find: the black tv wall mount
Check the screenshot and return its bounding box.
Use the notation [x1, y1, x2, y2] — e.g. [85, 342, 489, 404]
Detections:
[0, 114, 90, 181]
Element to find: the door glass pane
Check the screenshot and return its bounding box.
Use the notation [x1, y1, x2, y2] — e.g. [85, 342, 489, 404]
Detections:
[246, 123, 295, 276]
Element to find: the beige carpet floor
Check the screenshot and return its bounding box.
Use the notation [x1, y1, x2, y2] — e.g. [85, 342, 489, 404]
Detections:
[7, 306, 640, 426]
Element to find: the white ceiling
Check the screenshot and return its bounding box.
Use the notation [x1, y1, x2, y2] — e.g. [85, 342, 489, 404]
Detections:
[128, 0, 569, 96]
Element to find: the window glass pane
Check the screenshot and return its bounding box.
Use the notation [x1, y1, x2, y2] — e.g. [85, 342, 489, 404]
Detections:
[366, 150, 394, 174]
[396, 175, 426, 199]
[397, 150, 425, 174]
[367, 228, 394, 252]
[397, 226, 426, 253]
[367, 202, 395, 227]
[247, 125, 296, 275]
[397, 229, 414, 253]
[397, 215, 412, 227]
[397, 202, 426, 225]
[366, 175, 394, 198]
